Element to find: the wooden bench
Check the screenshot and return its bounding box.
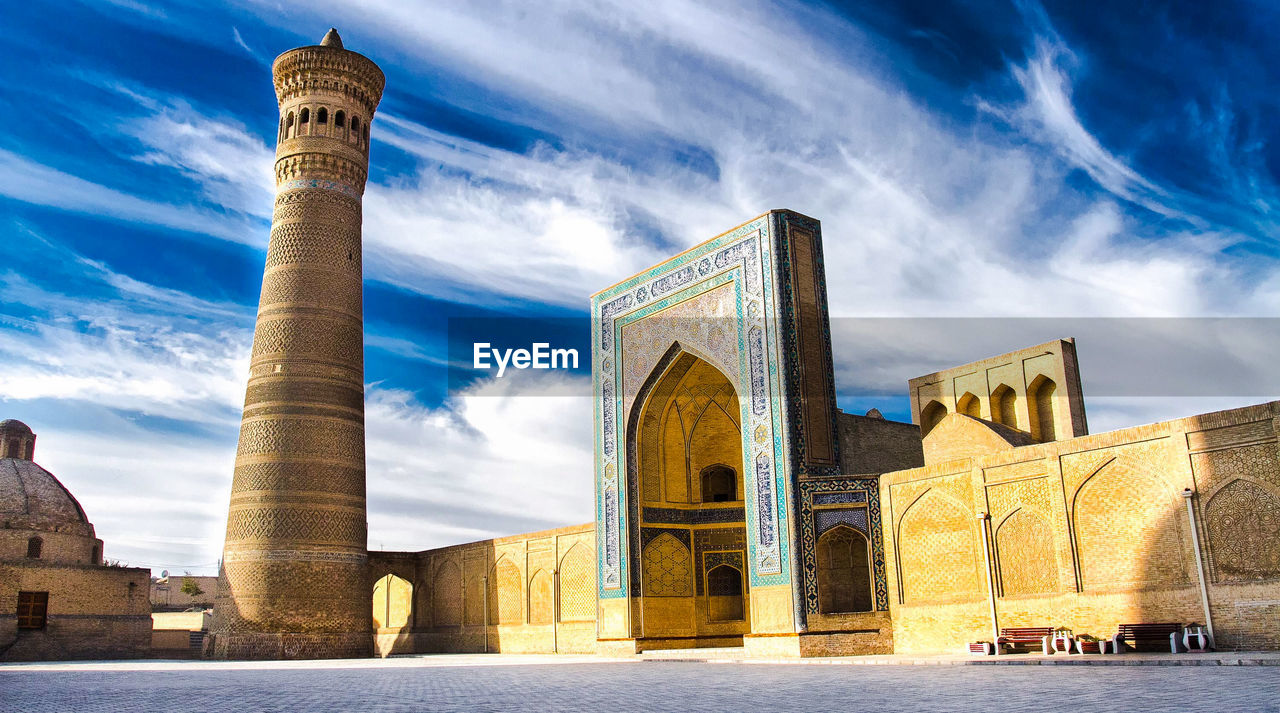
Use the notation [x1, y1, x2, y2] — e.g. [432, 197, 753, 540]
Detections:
[996, 627, 1053, 655]
[1112, 623, 1183, 653]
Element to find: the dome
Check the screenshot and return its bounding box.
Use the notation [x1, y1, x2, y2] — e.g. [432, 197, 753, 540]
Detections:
[1, 418, 37, 460]
[0, 419, 33, 434]
[0, 457, 93, 537]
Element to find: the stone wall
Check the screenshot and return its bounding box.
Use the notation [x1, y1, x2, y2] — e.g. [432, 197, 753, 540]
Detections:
[368, 523, 597, 656]
[0, 528, 100, 566]
[0, 562, 152, 661]
[837, 411, 923, 475]
[880, 400, 1280, 653]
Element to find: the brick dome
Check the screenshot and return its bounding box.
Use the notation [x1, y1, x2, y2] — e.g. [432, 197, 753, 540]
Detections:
[0, 419, 33, 433]
[0, 458, 93, 537]
[1, 420, 102, 566]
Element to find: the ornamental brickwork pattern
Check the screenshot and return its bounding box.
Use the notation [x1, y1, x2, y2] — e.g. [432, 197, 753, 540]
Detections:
[210, 31, 383, 660]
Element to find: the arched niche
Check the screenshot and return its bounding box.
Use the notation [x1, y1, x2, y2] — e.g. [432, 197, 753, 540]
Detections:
[625, 343, 751, 638]
[920, 400, 947, 436]
[372, 574, 412, 630]
[706, 565, 745, 621]
[816, 525, 873, 613]
[897, 490, 979, 603]
[1028, 375, 1057, 442]
[994, 508, 1057, 596]
[431, 560, 461, 628]
[991, 384, 1019, 431]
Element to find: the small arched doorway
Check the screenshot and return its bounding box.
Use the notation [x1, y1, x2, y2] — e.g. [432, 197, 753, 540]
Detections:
[706, 565, 745, 621]
[816, 525, 873, 613]
[372, 574, 413, 630]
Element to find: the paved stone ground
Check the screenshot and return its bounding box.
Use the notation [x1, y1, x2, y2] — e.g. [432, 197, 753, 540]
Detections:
[2, 656, 1279, 712]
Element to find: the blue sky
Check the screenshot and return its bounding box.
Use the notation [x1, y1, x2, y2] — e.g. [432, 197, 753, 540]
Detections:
[0, 0, 1276, 575]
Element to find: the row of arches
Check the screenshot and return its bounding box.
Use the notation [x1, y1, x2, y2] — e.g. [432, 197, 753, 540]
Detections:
[920, 375, 1058, 441]
[279, 106, 367, 147]
[374, 544, 597, 631]
[895, 464, 1280, 606]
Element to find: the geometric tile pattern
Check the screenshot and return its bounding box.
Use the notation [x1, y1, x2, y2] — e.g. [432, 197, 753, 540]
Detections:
[642, 533, 693, 597]
[799, 478, 888, 615]
[209, 32, 385, 660]
[593, 214, 797, 600]
[557, 545, 596, 622]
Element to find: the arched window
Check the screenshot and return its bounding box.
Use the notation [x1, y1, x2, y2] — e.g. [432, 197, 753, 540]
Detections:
[957, 392, 981, 419]
[817, 525, 873, 613]
[300, 108, 310, 124]
[1028, 376, 1057, 442]
[317, 107, 328, 124]
[991, 384, 1019, 430]
[351, 116, 361, 142]
[285, 112, 295, 139]
[26, 537, 42, 559]
[700, 465, 737, 502]
[706, 565, 744, 621]
[335, 110, 345, 128]
[920, 400, 947, 436]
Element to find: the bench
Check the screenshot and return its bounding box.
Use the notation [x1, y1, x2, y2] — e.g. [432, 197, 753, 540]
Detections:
[996, 627, 1053, 655]
[1112, 623, 1183, 653]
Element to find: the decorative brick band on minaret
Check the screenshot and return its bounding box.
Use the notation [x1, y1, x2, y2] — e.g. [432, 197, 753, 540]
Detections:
[209, 28, 384, 660]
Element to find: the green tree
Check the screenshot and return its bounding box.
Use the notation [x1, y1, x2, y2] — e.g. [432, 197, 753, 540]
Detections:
[180, 574, 204, 599]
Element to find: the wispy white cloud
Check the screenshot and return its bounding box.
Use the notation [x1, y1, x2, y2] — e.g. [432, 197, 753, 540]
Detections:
[231, 0, 1280, 319]
[364, 373, 594, 552]
[122, 101, 276, 218]
[0, 148, 262, 245]
[230, 26, 263, 62]
[995, 32, 1182, 221]
[0, 265, 251, 423]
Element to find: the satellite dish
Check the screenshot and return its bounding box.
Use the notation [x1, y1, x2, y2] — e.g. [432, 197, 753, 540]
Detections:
[161, 569, 170, 579]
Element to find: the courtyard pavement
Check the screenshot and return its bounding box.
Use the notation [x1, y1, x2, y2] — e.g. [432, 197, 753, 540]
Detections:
[3, 654, 1280, 712]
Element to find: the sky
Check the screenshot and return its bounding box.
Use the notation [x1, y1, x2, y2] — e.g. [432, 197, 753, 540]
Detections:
[0, 0, 1277, 576]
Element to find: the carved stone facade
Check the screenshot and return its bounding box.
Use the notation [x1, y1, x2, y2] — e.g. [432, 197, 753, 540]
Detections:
[208, 28, 384, 660]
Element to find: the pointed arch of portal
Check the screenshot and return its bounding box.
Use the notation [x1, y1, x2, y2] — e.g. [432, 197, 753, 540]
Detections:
[624, 340, 751, 642]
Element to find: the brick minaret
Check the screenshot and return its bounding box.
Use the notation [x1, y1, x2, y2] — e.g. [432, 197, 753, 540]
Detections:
[209, 28, 384, 660]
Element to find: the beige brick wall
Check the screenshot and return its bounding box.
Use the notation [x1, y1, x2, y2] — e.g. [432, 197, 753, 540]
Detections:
[0, 562, 152, 661]
[151, 575, 218, 610]
[367, 523, 598, 656]
[881, 401, 1280, 653]
[0, 529, 101, 566]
